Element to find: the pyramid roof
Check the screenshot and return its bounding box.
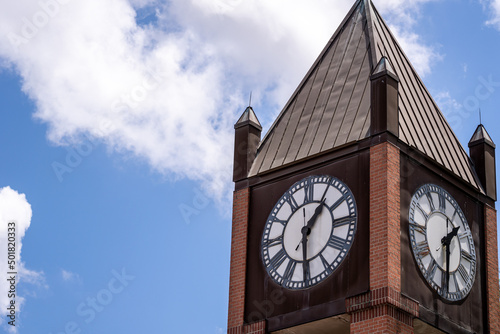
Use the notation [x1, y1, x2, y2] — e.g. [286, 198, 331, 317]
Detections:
[248, 0, 481, 191]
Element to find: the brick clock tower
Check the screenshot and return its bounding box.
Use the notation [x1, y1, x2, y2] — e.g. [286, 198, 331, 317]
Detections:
[227, 0, 500, 333]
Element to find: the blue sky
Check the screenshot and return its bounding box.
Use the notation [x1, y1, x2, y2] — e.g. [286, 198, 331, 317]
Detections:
[0, 0, 500, 333]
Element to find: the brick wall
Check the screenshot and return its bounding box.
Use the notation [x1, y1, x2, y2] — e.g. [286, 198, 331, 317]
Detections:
[485, 205, 500, 334]
[228, 188, 250, 332]
[244, 321, 266, 333]
[227, 321, 265, 334]
[351, 314, 413, 334]
[369, 142, 401, 291]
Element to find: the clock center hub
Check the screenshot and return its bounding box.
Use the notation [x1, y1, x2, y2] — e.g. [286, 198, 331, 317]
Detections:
[283, 202, 333, 261]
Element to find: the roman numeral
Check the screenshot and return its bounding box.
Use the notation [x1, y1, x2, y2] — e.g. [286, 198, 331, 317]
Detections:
[332, 216, 354, 228]
[319, 254, 333, 274]
[283, 260, 297, 283]
[426, 193, 436, 211]
[319, 177, 332, 200]
[271, 217, 287, 226]
[454, 273, 460, 292]
[426, 259, 438, 280]
[327, 235, 346, 251]
[416, 203, 429, 221]
[264, 235, 283, 248]
[438, 192, 446, 212]
[410, 222, 427, 235]
[415, 241, 430, 257]
[329, 195, 347, 212]
[461, 249, 474, 263]
[270, 248, 287, 269]
[286, 194, 299, 212]
[457, 264, 469, 282]
[303, 182, 314, 203]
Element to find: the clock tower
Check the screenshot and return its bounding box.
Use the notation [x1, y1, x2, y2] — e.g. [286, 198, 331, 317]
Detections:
[227, 0, 500, 333]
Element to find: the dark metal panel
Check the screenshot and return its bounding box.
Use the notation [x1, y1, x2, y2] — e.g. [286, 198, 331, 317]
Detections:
[296, 37, 343, 161]
[259, 101, 295, 173]
[272, 74, 315, 168]
[283, 49, 334, 165]
[413, 76, 459, 176]
[359, 106, 371, 140]
[345, 20, 374, 144]
[320, 11, 367, 151]
[347, 77, 370, 143]
[336, 48, 370, 146]
[308, 11, 361, 157]
[250, 131, 273, 176]
[398, 106, 414, 148]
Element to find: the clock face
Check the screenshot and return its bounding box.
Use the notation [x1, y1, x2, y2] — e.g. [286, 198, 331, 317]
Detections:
[409, 184, 476, 301]
[261, 175, 357, 290]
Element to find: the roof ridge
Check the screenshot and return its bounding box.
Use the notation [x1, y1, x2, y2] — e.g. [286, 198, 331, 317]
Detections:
[364, 0, 381, 67]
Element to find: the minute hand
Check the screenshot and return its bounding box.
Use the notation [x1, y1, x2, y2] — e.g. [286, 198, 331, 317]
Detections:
[306, 199, 326, 231]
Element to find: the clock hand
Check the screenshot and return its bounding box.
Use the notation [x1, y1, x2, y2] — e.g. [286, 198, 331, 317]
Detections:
[440, 225, 459, 293]
[301, 226, 309, 283]
[295, 209, 307, 251]
[306, 198, 326, 230]
[445, 238, 450, 293]
[441, 226, 460, 245]
[295, 200, 326, 251]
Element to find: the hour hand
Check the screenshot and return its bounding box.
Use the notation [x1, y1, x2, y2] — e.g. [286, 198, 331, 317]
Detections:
[441, 226, 460, 246]
[306, 198, 326, 230]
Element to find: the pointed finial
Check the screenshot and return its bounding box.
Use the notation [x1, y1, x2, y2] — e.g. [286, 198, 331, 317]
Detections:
[479, 108, 482, 125]
[249, 91, 252, 107]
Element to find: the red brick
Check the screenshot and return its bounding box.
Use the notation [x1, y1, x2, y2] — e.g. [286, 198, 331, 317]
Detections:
[228, 188, 250, 330]
[369, 142, 401, 291]
[485, 205, 500, 334]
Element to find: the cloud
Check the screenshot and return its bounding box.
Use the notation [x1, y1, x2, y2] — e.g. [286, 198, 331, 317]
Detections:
[0, 186, 44, 332]
[388, 25, 443, 77]
[0, 0, 441, 207]
[61, 269, 81, 283]
[434, 91, 469, 130]
[484, 0, 500, 29]
[373, 0, 443, 77]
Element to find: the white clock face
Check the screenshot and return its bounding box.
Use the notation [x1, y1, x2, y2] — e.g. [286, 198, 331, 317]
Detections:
[409, 184, 476, 301]
[261, 175, 357, 290]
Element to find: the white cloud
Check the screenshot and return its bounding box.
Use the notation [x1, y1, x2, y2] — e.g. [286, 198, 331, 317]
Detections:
[373, 0, 443, 77]
[0, 186, 44, 332]
[0, 0, 441, 206]
[388, 25, 443, 77]
[374, 0, 438, 24]
[61, 269, 81, 283]
[484, 0, 500, 30]
[434, 91, 469, 130]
